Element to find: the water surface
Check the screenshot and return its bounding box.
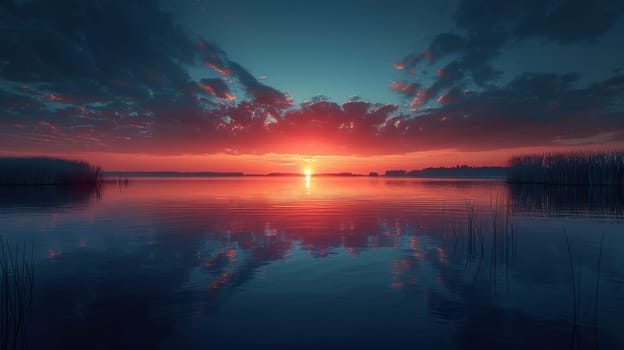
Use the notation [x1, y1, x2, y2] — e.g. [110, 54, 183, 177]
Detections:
[1, 177, 623, 349]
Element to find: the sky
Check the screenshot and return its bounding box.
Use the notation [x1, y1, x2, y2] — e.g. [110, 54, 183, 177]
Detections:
[1, 0, 624, 173]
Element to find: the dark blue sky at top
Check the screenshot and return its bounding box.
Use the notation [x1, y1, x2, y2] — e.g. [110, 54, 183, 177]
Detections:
[165, 0, 457, 103]
[166, 0, 624, 104]
[1, 0, 623, 156]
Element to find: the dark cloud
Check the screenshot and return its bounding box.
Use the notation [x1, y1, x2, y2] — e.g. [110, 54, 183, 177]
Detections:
[1, 0, 623, 157]
[383, 0, 624, 154]
[0, 0, 295, 152]
[410, 73, 624, 149]
[0, 1, 288, 102]
[393, 0, 624, 105]
[0, 0, 195, 101]
[227, 60, 292, 109]
[454, 0, 624, 43]
[2, 72, 624, 156]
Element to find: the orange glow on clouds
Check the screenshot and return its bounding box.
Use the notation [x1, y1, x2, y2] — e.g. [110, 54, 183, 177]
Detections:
[204, 62, 233, 76]
[201, 83, 236, 101]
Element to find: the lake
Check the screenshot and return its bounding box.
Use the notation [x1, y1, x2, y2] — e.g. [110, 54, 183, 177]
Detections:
[1, 177, 623, 349]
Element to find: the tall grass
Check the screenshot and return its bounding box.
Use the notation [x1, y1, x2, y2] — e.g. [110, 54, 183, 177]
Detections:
[446, 197, 515, 275]
[594, 233, 604, 349]
[507, 151, 624, 185]
[0, 158, 101, 185]
[0, 240, 35, 350]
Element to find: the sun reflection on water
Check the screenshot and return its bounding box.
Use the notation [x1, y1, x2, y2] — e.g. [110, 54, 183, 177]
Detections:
[304, 168, 312, 193]
[304, 173, 311, 193]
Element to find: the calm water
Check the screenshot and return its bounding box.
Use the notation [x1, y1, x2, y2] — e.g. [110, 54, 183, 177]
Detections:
[1, 177, 623, 349]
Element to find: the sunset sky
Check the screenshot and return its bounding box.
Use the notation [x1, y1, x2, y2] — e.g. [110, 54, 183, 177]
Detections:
[1, 0, 624, 173]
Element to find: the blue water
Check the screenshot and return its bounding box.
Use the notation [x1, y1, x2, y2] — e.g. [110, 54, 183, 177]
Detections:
[1, 177, 623, 349]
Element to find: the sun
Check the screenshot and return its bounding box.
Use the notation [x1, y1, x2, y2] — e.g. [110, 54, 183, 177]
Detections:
[303, 167, 312, 176]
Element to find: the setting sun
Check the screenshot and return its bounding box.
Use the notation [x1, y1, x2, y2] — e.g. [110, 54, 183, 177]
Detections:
[304, 168, 312, 176]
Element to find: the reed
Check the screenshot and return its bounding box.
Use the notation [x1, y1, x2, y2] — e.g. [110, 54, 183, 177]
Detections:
[563, 230, 581, 347]
[507, 151, 624, 185]
[0, 240, 35, 350]
[0, 157, 101, 186]
[594, 233, 604, 349]
[444, 196, 517, 299]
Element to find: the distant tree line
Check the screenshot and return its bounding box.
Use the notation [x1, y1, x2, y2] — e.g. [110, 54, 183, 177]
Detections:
[0, 158, 100, 185]
[383, 166, 507, 179]
[507, 151, 624, 185]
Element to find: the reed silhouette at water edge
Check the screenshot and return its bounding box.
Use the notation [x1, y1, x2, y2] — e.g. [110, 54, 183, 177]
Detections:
[507, 151, 624, 186]
[0, 158, 101, 186]
[0, 240, 35, 350]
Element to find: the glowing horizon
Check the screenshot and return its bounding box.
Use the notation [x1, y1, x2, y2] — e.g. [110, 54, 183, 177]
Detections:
[3, 141, 624, 174]
[1, 0, 623, 172]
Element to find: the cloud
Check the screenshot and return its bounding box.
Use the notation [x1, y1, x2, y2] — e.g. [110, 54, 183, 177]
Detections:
[405, 73, 624, 150]
[8, 72, 624, 156]
[392, 0, 624, 104]
[453, 0, 624, 44]
[199, 78, 235, 101]
[1, 0, 623, 158]
[226, 61, 292, 109]
[0, 0, 291, 148]
[382, 0, 624, 153]
[0, 0, 198, 100]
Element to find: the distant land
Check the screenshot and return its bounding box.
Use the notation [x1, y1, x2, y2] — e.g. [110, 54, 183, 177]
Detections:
[104, 166, 507, 179]
[103, 171, 357, 177]
[103, 171, 244, 177]
[4, 150, 619, 186]
[386, 166, 508, 179]
[266, 172, 357, 177]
